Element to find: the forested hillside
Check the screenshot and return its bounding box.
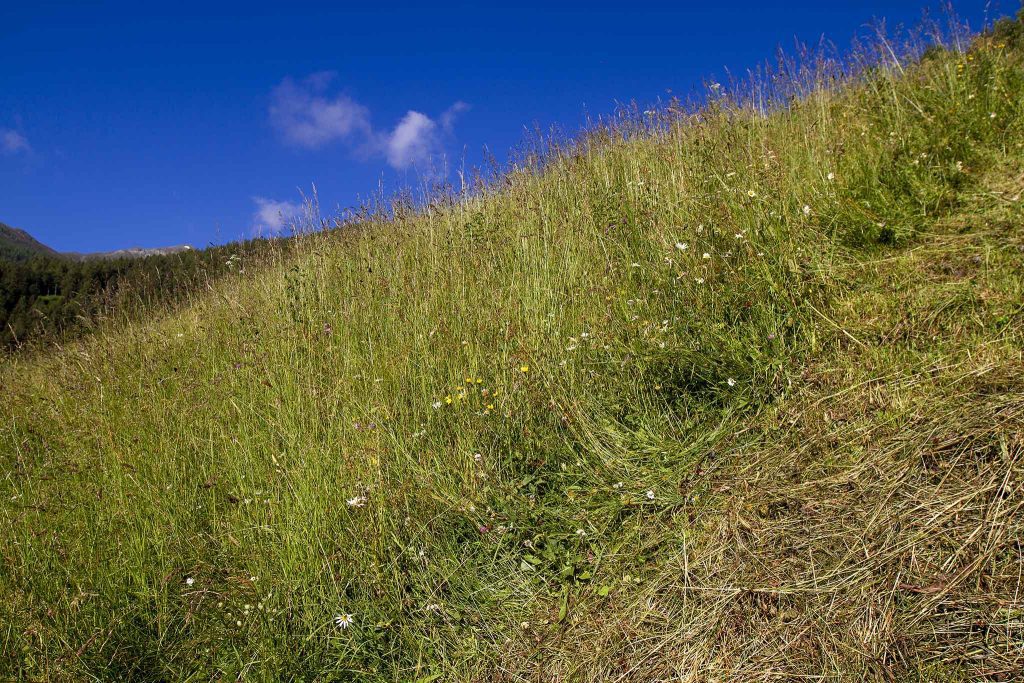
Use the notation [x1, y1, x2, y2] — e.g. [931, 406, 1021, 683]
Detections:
[0, 234, 281, 350]
[0, 223, 59, 262]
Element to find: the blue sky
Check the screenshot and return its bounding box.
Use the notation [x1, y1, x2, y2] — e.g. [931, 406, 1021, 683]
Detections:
[0, 1, 999, 253]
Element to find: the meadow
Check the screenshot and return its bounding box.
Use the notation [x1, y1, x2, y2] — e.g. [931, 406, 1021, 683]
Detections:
[2, 13, 1024, 681]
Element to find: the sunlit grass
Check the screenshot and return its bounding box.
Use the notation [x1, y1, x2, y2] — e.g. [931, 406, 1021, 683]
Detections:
[2, 18, 1024, 682]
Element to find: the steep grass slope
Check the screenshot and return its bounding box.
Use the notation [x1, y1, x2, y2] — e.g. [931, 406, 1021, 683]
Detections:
[3, 23, 1024, 682]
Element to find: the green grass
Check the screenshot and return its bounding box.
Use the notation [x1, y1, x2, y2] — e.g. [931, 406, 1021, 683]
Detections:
[3, 21, 1024, 682]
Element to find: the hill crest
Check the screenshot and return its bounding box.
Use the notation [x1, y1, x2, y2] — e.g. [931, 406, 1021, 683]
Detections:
[0, 221, 194, 261]
[0, 222, 60, 262]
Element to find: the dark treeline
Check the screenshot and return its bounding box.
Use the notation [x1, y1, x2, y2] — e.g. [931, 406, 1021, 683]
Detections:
[0, 238, 283, 351]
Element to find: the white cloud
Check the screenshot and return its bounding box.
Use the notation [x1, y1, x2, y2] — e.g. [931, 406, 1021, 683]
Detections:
[269, 72, 370, 149]
[268, 73, 468, 170]
[1, 129, 31, 155]
[439, 101, 469, 132]
[383, 102, 470, 170]
[385, 111, 437, 169]
[252, 196, 303, 235]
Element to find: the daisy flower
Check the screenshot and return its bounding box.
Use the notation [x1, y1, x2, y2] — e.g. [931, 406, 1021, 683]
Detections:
[334, 613, 355, 629]
[347, 495, 367, 508]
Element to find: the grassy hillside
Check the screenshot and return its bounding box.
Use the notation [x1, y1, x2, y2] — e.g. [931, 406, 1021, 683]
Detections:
[2, 17, 1024, 682]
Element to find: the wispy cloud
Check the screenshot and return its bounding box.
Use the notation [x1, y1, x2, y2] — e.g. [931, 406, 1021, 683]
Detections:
[439, 101, 469, 133]
[269, 72, 371, 149]
[269, 74, 467, 170]
[1, 128, 31, 155]
[252, 196, 303, 235]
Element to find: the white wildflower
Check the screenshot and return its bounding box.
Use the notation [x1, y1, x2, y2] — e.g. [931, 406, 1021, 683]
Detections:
[334, 613, 355, 629]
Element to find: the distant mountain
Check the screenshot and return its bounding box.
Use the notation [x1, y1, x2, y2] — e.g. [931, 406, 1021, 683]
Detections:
[0, 222, 193, 262]
[0, 222, 61, 262]
[66, 245, 195, 260]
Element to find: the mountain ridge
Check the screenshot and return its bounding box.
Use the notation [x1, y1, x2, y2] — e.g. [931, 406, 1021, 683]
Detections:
[0, 222, 60, 262]
[0, 221, 193, 262]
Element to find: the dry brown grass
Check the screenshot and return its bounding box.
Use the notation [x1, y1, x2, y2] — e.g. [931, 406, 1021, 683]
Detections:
[497, 163, 1024, 682]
